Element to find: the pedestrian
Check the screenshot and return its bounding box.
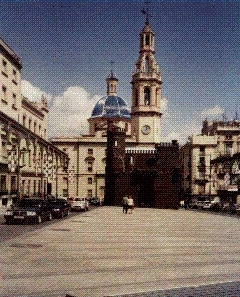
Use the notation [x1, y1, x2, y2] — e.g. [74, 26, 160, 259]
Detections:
[127, 195, 134, 214]
[122, 195, 128, 214]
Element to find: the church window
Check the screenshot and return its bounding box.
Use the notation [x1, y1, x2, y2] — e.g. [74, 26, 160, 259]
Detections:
[146, 34, 149, 45]
[110, 84, 113, 92]
[12, 93, 16, 107]
[125, 123, 128, 132]
[144, 87, 150, 105]
[2, 85, 7, 102]
[88, 148, 93, 155]
[225, 143, 233, 156]
[87, 161, 93, 172]
[145, 56, 149, 73]
[88, 177, 93, 184]
[130, 156, 133, 165]
[135, 89, 138, 106]
[155, 88, 158, 105]
[87, 189, 93, 198]
[23, 115, 26, 126]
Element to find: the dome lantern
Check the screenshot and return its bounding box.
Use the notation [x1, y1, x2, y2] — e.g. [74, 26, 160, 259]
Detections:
[106, 61, 118, 96]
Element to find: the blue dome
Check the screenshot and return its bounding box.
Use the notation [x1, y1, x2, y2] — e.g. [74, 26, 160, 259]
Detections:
[91, 95, 131, 119]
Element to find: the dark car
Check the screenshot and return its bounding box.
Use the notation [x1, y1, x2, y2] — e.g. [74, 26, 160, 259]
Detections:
[90, 197, 100, 206]
[48, 198, 71, 218]
[222, 202, 237, 214]
[4, 198, 53, 224]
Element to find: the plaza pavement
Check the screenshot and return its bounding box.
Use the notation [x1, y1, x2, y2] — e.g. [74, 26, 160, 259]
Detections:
[0, 206, 239, 297]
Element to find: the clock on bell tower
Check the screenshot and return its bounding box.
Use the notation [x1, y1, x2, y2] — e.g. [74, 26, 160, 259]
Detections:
[131, 10, 162, 145]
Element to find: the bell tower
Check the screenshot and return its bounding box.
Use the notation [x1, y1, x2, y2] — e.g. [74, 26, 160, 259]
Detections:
[131, 6, 162, 145]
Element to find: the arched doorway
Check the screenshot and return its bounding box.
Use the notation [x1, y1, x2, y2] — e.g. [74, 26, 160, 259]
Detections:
[130, 169, 157, 207]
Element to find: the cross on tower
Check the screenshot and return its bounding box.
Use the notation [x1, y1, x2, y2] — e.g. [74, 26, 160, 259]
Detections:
[110, 60, 114, 71]
[141, 1, 152, 25]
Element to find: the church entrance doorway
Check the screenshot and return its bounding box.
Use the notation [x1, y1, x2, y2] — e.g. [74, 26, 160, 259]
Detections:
[131, 169, 157, 208]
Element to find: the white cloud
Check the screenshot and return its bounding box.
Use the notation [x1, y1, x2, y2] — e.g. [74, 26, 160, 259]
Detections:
[21, 80, 52, 102]
[200, 105, 224, 118]
[48, 86, 101, 137]
[20, 80, 225, 145]
[163, 105, 225, 145]
[163, 119, 202, 145]
[161, 97, 168, 112]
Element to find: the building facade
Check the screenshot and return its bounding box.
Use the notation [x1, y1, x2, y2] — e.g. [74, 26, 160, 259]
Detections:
[180, 119, 240, 199]
[105, 124, 179, 208]
[51, 17, 180, 208]
[0, 37, 68, 207]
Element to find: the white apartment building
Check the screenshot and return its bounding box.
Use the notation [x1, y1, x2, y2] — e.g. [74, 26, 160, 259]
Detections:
[0, 37, 68, 207]
[180, 119, 240, 198]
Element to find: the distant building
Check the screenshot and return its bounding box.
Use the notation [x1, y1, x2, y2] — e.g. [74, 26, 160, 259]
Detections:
[0, 37, 68, 206]
[51, 17, 180, 208]
[180, 119, 240, 199]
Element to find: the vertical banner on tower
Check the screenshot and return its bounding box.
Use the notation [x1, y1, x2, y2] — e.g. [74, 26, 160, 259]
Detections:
[8, 150, 17, 173]
[68, 169, 75, 183]
[33, 153, 40, 176]
[43, 153, 53, 181]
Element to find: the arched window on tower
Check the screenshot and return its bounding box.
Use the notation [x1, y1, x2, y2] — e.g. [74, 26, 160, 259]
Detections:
[125, 123, 128, 132]
[145, 34, 149, 45]
[155, 88, 158, 106]
[144, 87, 150, 105]
[110, 84, 113, 92]
[145, 56, 149, 73]
[135, 89, 138, 106]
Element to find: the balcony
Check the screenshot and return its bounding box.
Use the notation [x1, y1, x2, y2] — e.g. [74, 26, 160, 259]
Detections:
[0, 190, 9, 196]
[197, 163, 206, 170]
[194, 177, 209, 185]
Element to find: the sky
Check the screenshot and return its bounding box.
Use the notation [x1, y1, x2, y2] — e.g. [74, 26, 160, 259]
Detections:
[0, 1, 239, 144]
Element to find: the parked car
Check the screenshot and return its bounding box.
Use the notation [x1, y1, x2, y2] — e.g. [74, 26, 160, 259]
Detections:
[209, 196, 222, 211]
[235, 204, 240, 216]
[189, 196, 210, 209]
[197, 196, 212, 209]
[188, 198, 198, 209]
[222, 202, 236, 214]
[71, 197, 89, 212]
[90, 197, 101, 206]
[48, 198, 71, 218]
[4, 198, 53, 224]
[67, 197, 74, 205]
[202, 200, 212, 210]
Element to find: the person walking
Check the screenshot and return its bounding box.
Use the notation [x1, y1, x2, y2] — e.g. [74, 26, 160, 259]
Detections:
[127, 195, 134, 214]
[122, 195, 128, 214]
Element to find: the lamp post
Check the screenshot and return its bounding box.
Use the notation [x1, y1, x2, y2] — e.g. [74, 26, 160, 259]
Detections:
[95, 171, 98, 198]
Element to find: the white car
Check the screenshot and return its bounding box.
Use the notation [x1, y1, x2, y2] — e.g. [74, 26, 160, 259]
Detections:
[202, 200, 211, 209]
[71, 197, 89, 212]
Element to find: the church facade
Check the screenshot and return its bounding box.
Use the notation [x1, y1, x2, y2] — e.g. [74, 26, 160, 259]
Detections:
[51, 18, 180, 208]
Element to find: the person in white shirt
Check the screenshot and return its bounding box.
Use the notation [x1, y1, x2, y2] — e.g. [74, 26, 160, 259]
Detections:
[122, 196, 128, 213]
[127, 196, 134, 214]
